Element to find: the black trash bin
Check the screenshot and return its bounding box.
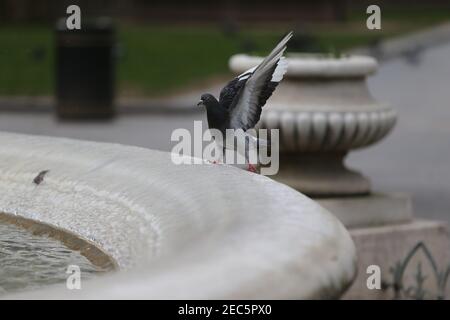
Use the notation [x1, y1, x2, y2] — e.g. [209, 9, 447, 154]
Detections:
[55, 18, 116, 120]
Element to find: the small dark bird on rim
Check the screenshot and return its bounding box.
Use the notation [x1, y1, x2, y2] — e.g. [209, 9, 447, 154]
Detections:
[197, 31, 293, 172]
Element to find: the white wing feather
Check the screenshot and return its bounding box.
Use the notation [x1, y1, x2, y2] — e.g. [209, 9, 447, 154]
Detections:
[229, 32, 292, 130]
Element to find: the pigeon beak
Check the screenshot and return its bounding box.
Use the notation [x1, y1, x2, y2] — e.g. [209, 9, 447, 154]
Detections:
[197, 100, 203, 107]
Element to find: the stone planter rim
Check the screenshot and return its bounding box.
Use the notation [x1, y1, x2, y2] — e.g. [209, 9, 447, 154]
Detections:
[229, 53, 378, 78]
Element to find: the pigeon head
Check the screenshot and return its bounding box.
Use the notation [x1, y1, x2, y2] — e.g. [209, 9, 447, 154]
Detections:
[197, 93, 218, 108]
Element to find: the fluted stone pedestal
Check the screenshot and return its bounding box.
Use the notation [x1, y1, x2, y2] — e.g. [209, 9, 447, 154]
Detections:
[230, 53, 401, 226]
[231, 54, 396, 198]
[230, 53, 450, 299]
[275, 153, 370, 197]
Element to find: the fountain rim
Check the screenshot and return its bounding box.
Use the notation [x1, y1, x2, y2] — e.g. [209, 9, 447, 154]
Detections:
[0, 131, 356, 299]
[0, 212, 118, 271]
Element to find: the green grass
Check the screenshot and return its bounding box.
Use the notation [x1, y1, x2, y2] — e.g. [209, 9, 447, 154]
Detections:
[0, 26, 54, 95]
[350, 7, 450, 25]
[117, 26, 241, 96]
[0, 26, 283, 96]
[0, 12, 449, 97]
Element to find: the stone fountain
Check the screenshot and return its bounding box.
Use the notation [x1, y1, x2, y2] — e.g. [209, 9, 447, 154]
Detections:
[0, 131, 356, 299]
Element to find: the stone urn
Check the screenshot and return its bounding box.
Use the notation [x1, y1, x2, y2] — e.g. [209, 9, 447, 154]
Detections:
[229, 53, 397, 197]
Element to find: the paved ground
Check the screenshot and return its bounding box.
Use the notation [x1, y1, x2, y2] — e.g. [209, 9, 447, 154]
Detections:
[348, 41, 450, 222]
[0, 38, 449, 223]
[0, 109, 205, 150]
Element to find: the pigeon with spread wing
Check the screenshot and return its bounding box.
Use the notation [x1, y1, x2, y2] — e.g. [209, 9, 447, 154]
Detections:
[197, 31, 293, 172]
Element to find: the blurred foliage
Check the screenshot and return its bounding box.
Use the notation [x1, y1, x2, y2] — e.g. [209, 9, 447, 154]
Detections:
[0, 26, 53, 95]
[349, 7, 450, 25]
[118, 26, 241, 96]
[0, 6, 449, 97]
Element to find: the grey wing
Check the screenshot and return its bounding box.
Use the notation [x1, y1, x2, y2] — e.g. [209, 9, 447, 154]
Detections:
[219, 66, 256, 110]
[229, 31, 292, 131]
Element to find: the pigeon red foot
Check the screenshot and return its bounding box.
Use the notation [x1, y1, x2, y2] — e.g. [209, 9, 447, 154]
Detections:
[247, 164, 257, 173]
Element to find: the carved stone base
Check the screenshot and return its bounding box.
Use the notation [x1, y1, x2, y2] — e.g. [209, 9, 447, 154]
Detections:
[274, 152, 370, 197]
[342, 220, 450, 300]
[317, 193, 413, 228]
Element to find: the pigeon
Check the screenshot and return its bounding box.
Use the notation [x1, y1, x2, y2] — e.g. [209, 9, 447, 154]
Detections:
[197, 31, 293, 172]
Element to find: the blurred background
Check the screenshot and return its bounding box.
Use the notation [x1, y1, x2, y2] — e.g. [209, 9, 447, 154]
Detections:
[0, 0, 449, 223]
[0, 0, 449, 97]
